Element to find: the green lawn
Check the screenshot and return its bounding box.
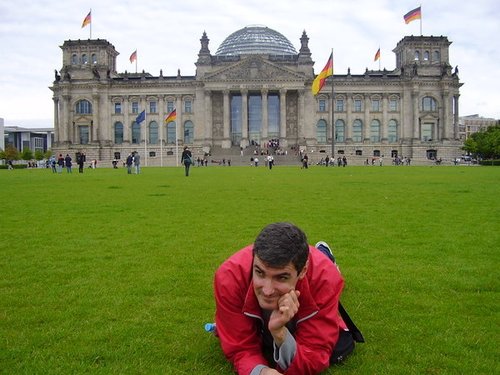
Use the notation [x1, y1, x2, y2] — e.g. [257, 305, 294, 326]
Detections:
[1, 165, 499, 374]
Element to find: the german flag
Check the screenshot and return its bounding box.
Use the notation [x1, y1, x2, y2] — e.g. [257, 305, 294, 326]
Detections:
[81, 11, 91, 28]
[311, 52, 333, 96]
[404, 6, 421, 24]
[165, 109, 177, 123]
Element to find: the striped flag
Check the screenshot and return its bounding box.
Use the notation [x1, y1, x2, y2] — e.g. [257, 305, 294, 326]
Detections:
[374, 48, 381, 62]
[311, 52, 333, 96]
[165, 109, 177, 123]
[81, 10, 91, 28]
[404, 6, 421, 24]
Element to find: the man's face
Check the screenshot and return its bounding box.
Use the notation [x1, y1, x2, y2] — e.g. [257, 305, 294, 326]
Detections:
[252, 255, 306, 311]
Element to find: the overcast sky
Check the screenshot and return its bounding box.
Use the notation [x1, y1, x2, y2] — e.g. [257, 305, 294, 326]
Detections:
[0, 0, 499, 128]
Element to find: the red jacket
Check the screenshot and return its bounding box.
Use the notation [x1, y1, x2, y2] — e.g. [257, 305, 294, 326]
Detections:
[214, 245, 346, 375]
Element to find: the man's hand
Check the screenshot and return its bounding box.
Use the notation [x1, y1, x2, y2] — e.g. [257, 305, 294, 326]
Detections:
[268, 289, 300, 346]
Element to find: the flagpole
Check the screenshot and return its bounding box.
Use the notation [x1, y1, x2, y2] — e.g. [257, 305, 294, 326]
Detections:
[331, 48, 335, 160]
[378, 47, 381, 70]
[160, 122, 163, 167]
[420, 4, 423, 35]
[89, 8, 92, 39]
[144, 113, 147, 167]
[135, 51, 138, 74]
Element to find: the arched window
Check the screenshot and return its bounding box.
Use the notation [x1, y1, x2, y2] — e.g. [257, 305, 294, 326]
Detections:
[75, 100, 92, 114]
[352, 120, 363, 142]
[81, 54, 88, 64]
[71, 54, 78, 64]
[424, 51, 429, 61]
[433, 51, 440, 62]
[184, 121, 194, 144]
[114, 122, 124, 144]
[388, 120, 398, 143]
[414, 51, 420, 60]
[132, 122, 141, 144]
[166, 122, 176, 144]
[422, 96, 437, 111]
[370, 120, 380, 142]
[149, 121, 158, 145]
[91, 54, 97, 64]
[316, 120, 327, 143]
[335, 120, 345, 142]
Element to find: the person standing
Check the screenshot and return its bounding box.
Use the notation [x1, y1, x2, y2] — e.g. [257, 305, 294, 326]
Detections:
[181, 146, 193, 176]
[57, 154, 64, 173]
[302, 153, 309, 169]
[64, 154, 72, 173]
[77, 153, 85, 173]
[133, 152, 141, 174]
[126, 153, 133, 174]
[267, 155, 274, 170]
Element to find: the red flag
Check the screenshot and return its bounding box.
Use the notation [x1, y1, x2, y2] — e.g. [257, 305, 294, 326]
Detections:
[81, 11, 91, 28]
[311, 52, 333, 96]
[129, 50, 137, 63]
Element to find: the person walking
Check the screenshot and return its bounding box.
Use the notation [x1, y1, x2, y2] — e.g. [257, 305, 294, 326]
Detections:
[126, 153, 133, 174]
[181, 146, 193, 176]
[133, 151, 141, 174]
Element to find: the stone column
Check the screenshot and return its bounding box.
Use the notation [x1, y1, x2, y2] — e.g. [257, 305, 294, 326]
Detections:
[176, 96, 182, 143]
[242, 89, 249, 145]
[53, 97, 60, 143]
[62, 94, 71, 144]
[158, 95, 165, 145]
[453, 95, 460, 139]
[123, 97, 130, 143]
[441, 90, 450, 140]
[279, 89, 287, 139]
[412, 89, 420, 140]
[92, 92, 100, 143]
[298, 89, 305, 142]
[382, 94, 388, 141]
[140, 95, 147, 144]
[345, 94, 352, 141]
[222, 90, 231, 148]
[363, 94, 370, 141]
[204, 90, 213, 145]
[261, 89, 268, 140]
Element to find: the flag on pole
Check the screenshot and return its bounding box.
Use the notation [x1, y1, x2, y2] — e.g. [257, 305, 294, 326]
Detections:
[404, 6, 421, 24]
[311, 52, 333, 96]
[374, 48, 381, 62]
[165, 109, 177, 123]
[129, 50, 137, 63]
[135, 110, 146, 124]
[81, 10, 91, 28]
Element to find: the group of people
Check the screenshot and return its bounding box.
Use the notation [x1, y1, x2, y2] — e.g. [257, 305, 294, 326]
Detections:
[125, 151, 141, 174]
[49, 152, 89, 173]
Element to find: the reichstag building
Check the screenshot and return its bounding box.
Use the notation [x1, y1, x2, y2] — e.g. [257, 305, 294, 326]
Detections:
[50, 25, 463, 165]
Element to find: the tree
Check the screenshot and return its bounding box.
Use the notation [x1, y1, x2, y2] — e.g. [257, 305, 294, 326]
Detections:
[21, 148, 34, 161]
[4, 144, 20, 161]
[35, 150, 44, 161]
[462, 125, 500, 160]
[44, 149, 53, 159]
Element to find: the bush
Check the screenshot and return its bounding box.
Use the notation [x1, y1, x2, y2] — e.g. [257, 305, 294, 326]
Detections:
[0, 164, 27, 169]
[479, 159, 500, 166]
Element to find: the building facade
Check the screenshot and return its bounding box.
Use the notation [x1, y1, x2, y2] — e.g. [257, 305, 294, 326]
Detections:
[458, 114, 499, 141]
[50, 26, 463, 165]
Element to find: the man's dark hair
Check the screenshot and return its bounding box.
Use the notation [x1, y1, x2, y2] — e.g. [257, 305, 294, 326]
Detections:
[253, 222, 309, 274]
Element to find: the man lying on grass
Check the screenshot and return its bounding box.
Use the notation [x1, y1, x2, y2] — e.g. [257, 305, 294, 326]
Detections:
[213, 222, 361, 375]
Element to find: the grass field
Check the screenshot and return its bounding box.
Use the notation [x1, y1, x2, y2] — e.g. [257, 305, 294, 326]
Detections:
[1, 165, 499, 374]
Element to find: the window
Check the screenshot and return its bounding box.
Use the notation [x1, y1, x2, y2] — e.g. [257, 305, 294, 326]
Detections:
[414, 51, 420, 60]
[354, 98, 362, 112]
[114, 122, 123, 144]
[421, 123, 433, 141]
[149, 151, 156, 157]
[267, 94, 280, 138]
[433, 51, 440, 62]
[132, 122, 141, 144]
[114, 103, 122, 114]
[389, 98, 398, 112]
[149, 101, 157, 113]
[335, 120, 345, 142]
[422, 96, 437, 111]
[76, 100, 92, 114]
[166, 101, 175, 114]
[79, 126, 89, 144]
[184, 100, 192, 113]
[149, 121, 159, 144]
[167, 122, 176, 144]
[391, 150, 398, 158]
[388, 120, 398, 143]
[82, 54, 88, 64]
[91, 54, 97, 64]
[316, 120, 327, 143]
[370, 120, 380, 142]
[184, 121, 194, 143]
[131, 102, 139, 114]
[248, 95, 262, 141]
[318, 99, 327, 112]
[352, 120, 363, 142]
[373, 150, 381, 157]
[355, 150, 363, 156]
[114, 152, 121, 160]
[336, 99, 344, 112]
[426, 149, 437, 160]
[371, 99, 380, 112]
[71, 54, 78, 64]
[424, 51, 429, 61]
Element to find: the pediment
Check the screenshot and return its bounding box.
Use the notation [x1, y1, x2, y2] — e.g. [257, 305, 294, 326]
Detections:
[204, 56, 304, 82]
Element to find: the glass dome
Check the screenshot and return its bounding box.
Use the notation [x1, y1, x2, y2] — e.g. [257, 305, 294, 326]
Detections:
[215, 25, 297, 56]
